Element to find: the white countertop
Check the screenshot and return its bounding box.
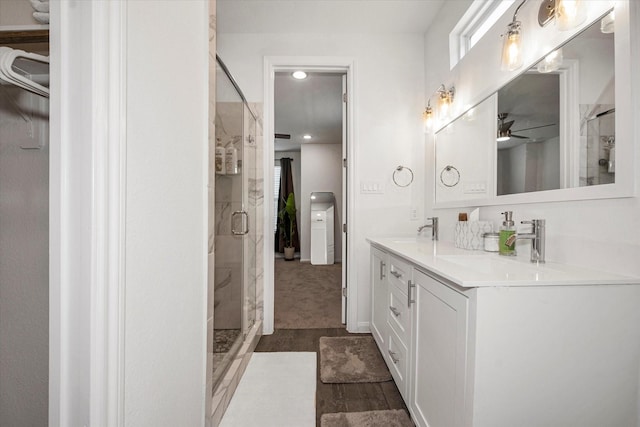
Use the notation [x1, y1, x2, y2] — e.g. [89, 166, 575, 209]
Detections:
[367, 237, 640, 288]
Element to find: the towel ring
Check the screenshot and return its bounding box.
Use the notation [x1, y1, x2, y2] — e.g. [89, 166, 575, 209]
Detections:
[392, 165, 414, 187]
[440, 165, 460, 187]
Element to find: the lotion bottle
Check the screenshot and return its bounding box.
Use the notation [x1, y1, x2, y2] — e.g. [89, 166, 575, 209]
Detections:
[499, 211, 516, 256]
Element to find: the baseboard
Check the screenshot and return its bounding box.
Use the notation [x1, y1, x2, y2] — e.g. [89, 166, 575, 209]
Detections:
[349, 321, 370, 334]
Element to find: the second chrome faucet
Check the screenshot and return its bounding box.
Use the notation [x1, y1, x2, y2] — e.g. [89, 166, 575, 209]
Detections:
[417, 217, 438, 241]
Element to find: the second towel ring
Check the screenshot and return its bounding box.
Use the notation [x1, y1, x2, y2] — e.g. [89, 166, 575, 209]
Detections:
[392, 166, 414, 187]
[440, 165, 460, 187]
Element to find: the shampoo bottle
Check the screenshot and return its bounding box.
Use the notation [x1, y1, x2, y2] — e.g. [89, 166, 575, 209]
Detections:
[215, 139, 226, 175]
[499, 211, 516, 256]
[225, 146, 238, 175]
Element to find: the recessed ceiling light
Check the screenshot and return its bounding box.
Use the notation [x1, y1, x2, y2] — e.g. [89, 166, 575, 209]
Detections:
[292, 71, 307, 80]
[303, 134, 312, 140]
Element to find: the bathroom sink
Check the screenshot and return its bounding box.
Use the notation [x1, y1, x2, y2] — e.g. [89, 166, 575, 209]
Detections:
[437, 254, 569, 282]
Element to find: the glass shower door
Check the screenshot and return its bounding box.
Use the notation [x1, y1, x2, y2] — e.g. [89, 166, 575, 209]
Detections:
[212, 60, 256, 388]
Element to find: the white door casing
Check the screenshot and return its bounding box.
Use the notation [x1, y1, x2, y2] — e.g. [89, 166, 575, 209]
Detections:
[263, 56, 357, 334]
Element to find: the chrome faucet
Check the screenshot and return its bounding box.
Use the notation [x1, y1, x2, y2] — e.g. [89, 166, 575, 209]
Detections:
[516, 219, 545, 263]
[417, 217, 439, 241]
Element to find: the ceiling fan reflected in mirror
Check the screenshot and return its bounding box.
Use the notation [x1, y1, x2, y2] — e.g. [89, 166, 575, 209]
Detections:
[497, 113, 556, 142]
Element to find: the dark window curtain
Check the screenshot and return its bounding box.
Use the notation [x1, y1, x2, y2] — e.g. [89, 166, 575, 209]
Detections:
[275, 158, 300, 252]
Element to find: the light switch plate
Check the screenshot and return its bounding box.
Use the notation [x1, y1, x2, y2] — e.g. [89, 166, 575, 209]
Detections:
[360, 181, 385, 194]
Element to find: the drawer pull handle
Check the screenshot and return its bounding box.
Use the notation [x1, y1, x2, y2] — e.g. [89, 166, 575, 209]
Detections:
[390, 270, 402, 278]
[380, 261, 386, 280]
[388, 350, 400, 364]
[389, 306, 400, 317]
[407, 280, 416, 307]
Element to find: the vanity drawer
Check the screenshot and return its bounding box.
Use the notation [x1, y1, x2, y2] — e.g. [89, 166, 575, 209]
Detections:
[386, 329, 409, 399]
[388, 282, 411, 343]
[388, 255, 412, 294]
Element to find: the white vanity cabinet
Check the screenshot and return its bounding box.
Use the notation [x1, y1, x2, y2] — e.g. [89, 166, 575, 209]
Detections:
[409, 269, 468, 427]
[369, 241, 640, 427]
[369, 247, 412, 398]
[370, 246, 388, 350]
[384, 255, 412, 398]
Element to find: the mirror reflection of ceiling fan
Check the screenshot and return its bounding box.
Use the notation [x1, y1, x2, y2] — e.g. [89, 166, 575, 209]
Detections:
[497, 113, 556, 142]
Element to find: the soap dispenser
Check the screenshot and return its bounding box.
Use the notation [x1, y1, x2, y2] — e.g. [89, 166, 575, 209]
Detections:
[499, 211, 516, 256]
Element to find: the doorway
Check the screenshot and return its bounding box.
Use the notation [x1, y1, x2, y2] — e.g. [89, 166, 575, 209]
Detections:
[264, 57, 355, 334]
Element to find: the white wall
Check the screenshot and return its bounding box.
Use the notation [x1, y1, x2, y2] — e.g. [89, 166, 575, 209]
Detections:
[124, 1, 208, 426]
[300, 143, 343, 262]
[0, 0, 39, 26]
[424, 1, 640, 277]
[0, 86, 49, 427]
[218, 32, 425, 330]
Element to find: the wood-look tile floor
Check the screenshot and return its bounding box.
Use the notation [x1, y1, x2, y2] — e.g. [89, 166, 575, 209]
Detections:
[255, 328, 409, 427]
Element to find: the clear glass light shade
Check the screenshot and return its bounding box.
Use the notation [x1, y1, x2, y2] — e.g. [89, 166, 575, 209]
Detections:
[501, 21, 524, 71]
[423, 106, 434, 133]
[601, 10, 615, 34]
[537, 48, 563, 73]
[555, 0, 587, 31]
[438, 93, 451, 121]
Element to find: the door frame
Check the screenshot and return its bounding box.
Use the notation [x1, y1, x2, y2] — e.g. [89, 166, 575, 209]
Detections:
[263, 56, 357, 334]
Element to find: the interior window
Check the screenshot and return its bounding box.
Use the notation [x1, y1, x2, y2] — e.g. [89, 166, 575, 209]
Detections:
[449, 0, 515, 69]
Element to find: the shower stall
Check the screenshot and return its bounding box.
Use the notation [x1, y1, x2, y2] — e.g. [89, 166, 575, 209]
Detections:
[210, 56, 258, 390]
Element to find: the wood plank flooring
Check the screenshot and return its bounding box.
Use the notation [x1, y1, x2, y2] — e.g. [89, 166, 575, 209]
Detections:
[255, 328, 409, 426]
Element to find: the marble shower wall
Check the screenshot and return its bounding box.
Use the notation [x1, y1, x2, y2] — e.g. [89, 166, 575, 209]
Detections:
[214, 102, 244, 330]
[579, 104, 615, 186]
[207, 0, 216, 417]
[248, 102, 264, 327]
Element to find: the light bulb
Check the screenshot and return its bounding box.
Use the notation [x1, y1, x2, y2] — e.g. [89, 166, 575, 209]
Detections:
[555, 0, 586, 31]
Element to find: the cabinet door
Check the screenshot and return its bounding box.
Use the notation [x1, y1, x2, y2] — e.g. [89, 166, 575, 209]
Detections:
[410, 269, 468, 427]
[370, 247, 388, 349]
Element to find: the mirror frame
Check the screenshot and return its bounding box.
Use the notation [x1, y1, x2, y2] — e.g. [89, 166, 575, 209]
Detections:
[433, 1, 636, 209]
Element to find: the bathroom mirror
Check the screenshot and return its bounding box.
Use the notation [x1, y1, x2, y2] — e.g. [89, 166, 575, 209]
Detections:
[434, 6, 629, 207]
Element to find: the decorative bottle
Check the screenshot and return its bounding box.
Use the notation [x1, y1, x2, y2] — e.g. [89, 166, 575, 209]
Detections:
[499, 211, 516, 256]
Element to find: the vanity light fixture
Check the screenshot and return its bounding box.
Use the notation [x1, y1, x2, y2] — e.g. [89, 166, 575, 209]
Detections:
[601, 10, 615, 34]
[537, 48, 563, 73]
[501, 0, 528, 72]
[538, 0, 586, 31]
[437, 84, 455, 121]
[555, 0, 587, 31]
[423, 102, 434, 133]
[292, 70, 308, 80]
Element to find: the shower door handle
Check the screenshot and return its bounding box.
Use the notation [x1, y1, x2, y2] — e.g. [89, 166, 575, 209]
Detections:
[231, 210, 249, 235]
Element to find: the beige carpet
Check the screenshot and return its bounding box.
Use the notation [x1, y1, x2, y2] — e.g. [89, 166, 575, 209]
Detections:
[319, 336, 392, 383]
[275, 259, 343, 329]
[321, 409, 414, 427]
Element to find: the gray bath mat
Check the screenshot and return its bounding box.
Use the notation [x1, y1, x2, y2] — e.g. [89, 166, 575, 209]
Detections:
[321, 409, 414, 427]
[319, 336, 392, 383]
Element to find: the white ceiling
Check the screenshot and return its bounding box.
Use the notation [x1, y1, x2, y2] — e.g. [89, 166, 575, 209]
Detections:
[274, 72, 344, 151]
[217, 0, 446, 35]
[218, 0, 446, 152]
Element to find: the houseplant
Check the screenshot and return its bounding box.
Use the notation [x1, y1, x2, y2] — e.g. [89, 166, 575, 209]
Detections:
[278, 193, 297, 260]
